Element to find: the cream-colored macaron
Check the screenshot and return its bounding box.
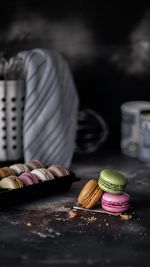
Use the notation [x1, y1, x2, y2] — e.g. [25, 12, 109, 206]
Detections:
[9, 164, 30, 175]
[31, 168, 54, 181]
[0, 176, 24, 189]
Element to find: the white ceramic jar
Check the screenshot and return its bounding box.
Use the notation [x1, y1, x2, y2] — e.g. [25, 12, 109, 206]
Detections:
[121, 101, 150, 157]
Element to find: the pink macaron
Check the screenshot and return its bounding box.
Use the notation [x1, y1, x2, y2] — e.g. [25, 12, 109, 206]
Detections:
[101, 192, 130, 213]
[19, 172, 39, 186]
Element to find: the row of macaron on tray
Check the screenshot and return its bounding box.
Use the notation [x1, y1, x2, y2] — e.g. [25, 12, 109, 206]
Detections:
[77, 169, 130, 214]
[0, 160, 70, 190]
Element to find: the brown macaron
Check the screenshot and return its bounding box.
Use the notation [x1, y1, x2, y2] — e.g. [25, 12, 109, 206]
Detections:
[47, 165, 70, 177]
[25, 160, 46, 170]
[78, 179, 103, 209]
[0, 167, 16, 180]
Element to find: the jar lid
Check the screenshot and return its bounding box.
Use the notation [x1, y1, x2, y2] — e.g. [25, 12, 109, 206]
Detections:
[121, 101, 150, 113]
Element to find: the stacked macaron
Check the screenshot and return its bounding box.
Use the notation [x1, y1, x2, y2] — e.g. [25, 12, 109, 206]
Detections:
[78, 169, 130, 214]
[98, 169, 130, 213]
[0, 161, 70, 190]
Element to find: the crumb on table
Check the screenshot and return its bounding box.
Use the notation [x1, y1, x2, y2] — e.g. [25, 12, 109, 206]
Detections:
[68, 210, 78, 219]
[26, 222, 32, 227]
[120, 214, 132, 220]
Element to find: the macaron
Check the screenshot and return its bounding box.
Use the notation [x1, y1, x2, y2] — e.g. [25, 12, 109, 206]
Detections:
[0, 167, 16, 180]
[101, 192, 130, 213]
[9, 164, 30, 175]
[31, 168, 55, 181]
[47, 165, 70, 177]
[98, 169, 128, 194]
[19, 172, 39, 186]
[25, 160, 46, 170]
[0, 176, 24, 189]
[78, 179, 103, 209]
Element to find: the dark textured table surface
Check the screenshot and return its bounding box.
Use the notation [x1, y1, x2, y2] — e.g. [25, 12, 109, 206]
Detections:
[0, 150, 150, 266]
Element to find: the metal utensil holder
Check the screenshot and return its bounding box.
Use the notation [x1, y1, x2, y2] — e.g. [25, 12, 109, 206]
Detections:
[0, 80, 25, 161]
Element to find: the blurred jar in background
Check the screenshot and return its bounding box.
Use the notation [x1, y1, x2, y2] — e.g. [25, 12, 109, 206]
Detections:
[121, 101, 150, 157]
[138, 109, 150, 162]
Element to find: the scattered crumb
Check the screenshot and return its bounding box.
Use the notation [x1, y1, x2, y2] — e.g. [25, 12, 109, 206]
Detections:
[87, 216, 97, 223]
[31, 231, 48, 238]
[120, 214, 133, 220]
[68, 210, 78, 219]
[106, 223, 109, 226]
[26, 222, 32, 227]
[80, 216, 97, 224]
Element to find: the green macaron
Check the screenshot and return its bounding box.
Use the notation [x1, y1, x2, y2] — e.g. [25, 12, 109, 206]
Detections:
[98, 169, 128, 194]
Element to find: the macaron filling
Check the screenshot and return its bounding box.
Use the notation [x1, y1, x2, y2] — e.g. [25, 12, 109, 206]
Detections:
[101, 193, 130, 213]
[98, 177, 126, 192]
[102, 200, 130, 208]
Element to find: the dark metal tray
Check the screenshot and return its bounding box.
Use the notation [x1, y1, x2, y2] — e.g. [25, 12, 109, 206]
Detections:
[0, 172, 80, 208]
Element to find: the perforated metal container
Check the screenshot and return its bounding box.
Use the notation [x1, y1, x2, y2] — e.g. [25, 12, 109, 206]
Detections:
[0, 80, 25, 161]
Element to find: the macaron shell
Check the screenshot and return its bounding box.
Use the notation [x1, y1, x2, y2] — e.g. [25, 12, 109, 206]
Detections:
[25, 160, 46, 170]
[100, 169, 127, 185]
[0, 176, 24, 189]
[78, 179, 103, 209]
[9, 164, 30, 175]
[31, 168, 55, 181]
[98, 181, 125, 195]
[48, 165, 70, 177]
[101, 192, 130, 213]
[0, 167, 16, 180]
[19, 172, 39, 186]
[98, 169, 128, 194]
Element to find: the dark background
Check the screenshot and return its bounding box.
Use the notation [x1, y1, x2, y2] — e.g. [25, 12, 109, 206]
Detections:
[1, 1, 150, 149]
